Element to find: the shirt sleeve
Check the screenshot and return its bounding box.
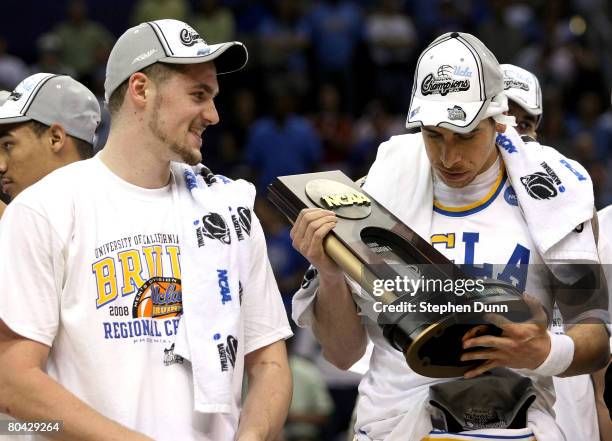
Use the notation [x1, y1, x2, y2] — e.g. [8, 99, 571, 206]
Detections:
[292, 267, 374, 328]
[0, 202, 65, 346]
[242, 214, 293, 354]
[291, 266, 320, 328]
[545, 219, 600, 271]
[545, 220, 610, 325]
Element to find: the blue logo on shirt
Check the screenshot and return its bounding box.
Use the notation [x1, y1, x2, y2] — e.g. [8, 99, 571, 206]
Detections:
[217, 269, 232, 304]
[504, 186, 518, 206]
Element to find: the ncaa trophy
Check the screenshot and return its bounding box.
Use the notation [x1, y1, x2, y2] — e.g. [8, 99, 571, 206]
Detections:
[268, 171, 531, 377]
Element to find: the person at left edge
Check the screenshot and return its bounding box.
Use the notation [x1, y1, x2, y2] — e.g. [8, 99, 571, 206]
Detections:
[0, 19, 292, 441]
[0, 77, 98, 221]
[0, 89, 11, 216]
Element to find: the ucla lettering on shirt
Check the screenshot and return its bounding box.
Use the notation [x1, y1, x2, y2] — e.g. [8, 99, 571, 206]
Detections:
[430, 171, 551, 309]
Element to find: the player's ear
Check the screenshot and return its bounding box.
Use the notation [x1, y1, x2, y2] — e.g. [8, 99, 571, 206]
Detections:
[48, 123, 68, 153]
[494, 122, 507, 133]
[127, 72, 151, 108]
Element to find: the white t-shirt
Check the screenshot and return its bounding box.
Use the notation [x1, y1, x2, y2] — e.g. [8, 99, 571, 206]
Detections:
[0, 156, 291, 441]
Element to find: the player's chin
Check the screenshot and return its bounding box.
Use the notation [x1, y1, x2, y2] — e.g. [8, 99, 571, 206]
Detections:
[172, 140, 202, 165]
[4, 186, 17, 200]
[438, 171, 475, 188]
[182, 147, 202, 166]
[446, 178, 472, 188]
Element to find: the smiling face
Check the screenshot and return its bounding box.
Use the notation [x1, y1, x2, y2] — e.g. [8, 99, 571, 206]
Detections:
[146, 62, 220, 165]
[0, 122, 54, 199]
[421, 118, 501, 188]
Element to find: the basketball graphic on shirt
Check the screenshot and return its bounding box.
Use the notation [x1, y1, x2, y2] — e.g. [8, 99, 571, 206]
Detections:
[134, 288, 153, 317]
[132, 276, 183, 319]
[201, 213, 231, 244]
[520, 172, 557, 200]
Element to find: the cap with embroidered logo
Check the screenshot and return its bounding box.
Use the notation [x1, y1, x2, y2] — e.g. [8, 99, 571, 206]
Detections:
[501, 64, 542, 117]
[0, 73, 101, 144]
[406, 32, 505, 134]
[104, 19, 248, 102]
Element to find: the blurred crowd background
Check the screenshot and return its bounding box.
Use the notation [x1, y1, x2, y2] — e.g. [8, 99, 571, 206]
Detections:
[2, 0, 612, 440]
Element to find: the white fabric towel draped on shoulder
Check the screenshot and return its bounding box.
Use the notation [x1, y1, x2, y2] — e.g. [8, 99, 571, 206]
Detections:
[170, 162, 255, 414]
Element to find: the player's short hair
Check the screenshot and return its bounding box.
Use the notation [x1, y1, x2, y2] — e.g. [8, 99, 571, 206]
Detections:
[28, 120, 93, 159]
[107, 63, 182, 120]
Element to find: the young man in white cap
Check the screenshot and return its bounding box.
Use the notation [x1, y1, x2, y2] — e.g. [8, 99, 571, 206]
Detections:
[0, 74, 99, 220]
[500, 64, 542, 141]
[291, 32, 609, 441]
[503, 63, 611, 441]
[0, 19, 292, 441]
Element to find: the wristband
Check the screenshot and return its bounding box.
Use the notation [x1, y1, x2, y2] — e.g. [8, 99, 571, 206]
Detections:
[531, 331, 574, 377]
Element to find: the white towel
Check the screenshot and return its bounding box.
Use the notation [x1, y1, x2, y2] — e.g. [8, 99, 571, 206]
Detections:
[496, 127, 596, 262]
[362, 133, 433, 239]
[171, 162, 255, 413]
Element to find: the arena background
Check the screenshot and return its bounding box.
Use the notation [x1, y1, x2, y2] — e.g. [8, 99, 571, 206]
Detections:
[1, 1, 611, 440]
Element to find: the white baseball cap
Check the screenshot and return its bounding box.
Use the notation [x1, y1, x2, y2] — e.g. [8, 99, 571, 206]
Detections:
[501, 64, 542, 118]
[0, 73, 101, 144]
[406, 32, 507, 134]
[105, 19, 248, 102]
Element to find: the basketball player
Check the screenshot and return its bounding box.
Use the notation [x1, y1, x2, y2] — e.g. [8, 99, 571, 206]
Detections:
[503, 63, 611, 441]
[0, 19, 292, 441]
[291, 33, 609, 441]
[0, 75, 99, 221]
[0, 75, 100, 434]
[500, 64, 542, 141]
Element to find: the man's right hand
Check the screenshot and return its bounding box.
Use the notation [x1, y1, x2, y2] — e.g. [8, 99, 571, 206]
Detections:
[289, 208, 367, 369]
[289, 208, 341, 279]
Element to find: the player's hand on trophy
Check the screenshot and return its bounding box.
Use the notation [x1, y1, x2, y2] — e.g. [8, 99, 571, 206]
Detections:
[290, 208, 342, 279]
[459, 294, 551, 378]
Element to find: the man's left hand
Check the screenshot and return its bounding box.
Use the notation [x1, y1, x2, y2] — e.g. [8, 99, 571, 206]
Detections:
[460, 294, 551, 378]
